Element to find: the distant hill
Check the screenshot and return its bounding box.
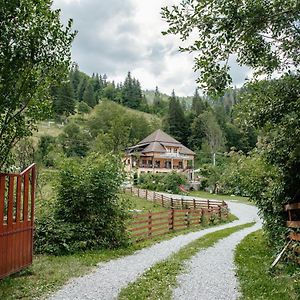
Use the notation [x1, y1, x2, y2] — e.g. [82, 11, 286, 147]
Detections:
[143, 89, 193, 109]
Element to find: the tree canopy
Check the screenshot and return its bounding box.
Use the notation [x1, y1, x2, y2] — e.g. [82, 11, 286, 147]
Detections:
[162, 0, 300, 94]
[0, 0, 75, 169]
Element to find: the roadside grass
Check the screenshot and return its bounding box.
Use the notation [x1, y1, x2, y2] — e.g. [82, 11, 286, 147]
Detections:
[0, 211, 237, 300]
[235, 230, 300, 300]
[189, 190, 253, 205]
[118, 222, 255, 300]
[0, 168, 238, 299]
[121, 193, 169, 213]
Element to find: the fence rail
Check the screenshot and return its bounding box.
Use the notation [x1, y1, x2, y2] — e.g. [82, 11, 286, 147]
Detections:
[128, 206, 227, 241]
[0, 164, 36, 279]
[126, 186, 227, 210]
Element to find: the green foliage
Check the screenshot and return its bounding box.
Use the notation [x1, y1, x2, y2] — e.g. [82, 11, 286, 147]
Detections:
[162, 1, 300, 250]
[51, 81, 75, 117]
[138, 172, 187, 194]
[0, 0, 75, 170]
[236, 230, 300, 300]
[77, 101, 91, 114]
[59, 122, 90, 157]
[233, 75, 300, 247]
[89, 101, 159, 153]
[36, 135, 57, 166]
[221, 151, 286, 246]
[165, 90, 188, 144]
[162, 0, 300, 95]
[122, 72, 144, 110]
[199, 164, 222, 194]
[13, 138, 35, 171]
[83, 81, 97, 107]
[35, 153, 129, 255]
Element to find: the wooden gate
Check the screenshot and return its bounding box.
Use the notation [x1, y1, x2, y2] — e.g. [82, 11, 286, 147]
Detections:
[0, 164, 36, 279]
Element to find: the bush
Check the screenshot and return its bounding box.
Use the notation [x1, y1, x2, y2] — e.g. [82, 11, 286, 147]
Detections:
[138, 172, 187, 194]
[77, 101, 91, 114]
[35, 153, 129, 255]
[220, 151, 286, 249]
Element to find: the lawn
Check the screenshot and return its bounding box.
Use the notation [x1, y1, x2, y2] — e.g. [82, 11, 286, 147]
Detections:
[235, 230, 300, 300]
[121, 192, 169, 213]
[189, 190, 253, 205]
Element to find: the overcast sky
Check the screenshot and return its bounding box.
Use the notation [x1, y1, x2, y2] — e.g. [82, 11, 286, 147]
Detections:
[54, 0, 250, 96]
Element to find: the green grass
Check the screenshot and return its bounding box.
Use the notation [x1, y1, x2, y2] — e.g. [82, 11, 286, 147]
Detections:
[122, 193, 169, 213]
[189, 190, 253, 205]
[118, 222, 255, 300]
[235, 230, 300, 300]
[0, 247, 143, 300]
[0, 212, 237, 300]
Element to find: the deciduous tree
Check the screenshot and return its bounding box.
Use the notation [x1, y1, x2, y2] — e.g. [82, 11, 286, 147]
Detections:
[0, 0, 75, 169]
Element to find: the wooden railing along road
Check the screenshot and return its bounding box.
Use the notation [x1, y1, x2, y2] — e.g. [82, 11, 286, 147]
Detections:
[0, 164, 36, 279]
[126, 187, 227, 210]
[126, 187, 228, 241]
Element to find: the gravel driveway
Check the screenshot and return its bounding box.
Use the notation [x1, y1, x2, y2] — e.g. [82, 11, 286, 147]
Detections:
[49, 198, 260, 300]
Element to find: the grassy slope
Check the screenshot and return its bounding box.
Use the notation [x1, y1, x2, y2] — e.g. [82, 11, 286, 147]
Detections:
[119, 222, 255, 300]
[235, 230, 300, 300]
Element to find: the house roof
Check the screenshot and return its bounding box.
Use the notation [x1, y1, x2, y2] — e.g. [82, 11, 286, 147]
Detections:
[127, 129, 195, 156]
[142, 141, 166, 153]
[138, 129, 180, 145]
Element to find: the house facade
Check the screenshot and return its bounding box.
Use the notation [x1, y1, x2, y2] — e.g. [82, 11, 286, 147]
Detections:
[124, 129, 195, 180]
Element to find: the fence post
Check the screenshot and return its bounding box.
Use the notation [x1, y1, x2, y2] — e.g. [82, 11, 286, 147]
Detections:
[148, 211, 152, 237]
[161, 194, 164, 207]
[207, 199, 210, 209]
[219, 205, 222, 220]
[193, 199, 196, 209]
[171, 197, 174, 209]
[138, 188, 140, 197]
[146, 189, 148, 200]
[130, 186, 133, 194]
[186, 209, 190, 228]
[170, 209, 174, 231]
[153, 191, 155, 201]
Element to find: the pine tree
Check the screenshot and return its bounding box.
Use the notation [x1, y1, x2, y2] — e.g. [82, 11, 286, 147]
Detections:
[153, 86, 163, 113]
[77, 76, 88, 101]
[121, 72, 143, 109]
[83, 82, 97, 107]
[52, 81, 75, 116]
[70, 63, 81, 99]
[191, 89, 206, 116]
[165, 90, 188, 144]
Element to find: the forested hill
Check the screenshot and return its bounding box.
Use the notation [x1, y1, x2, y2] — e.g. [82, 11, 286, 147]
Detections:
[44, 64, 257, 167]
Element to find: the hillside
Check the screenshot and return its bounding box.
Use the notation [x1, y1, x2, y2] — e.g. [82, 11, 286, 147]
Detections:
[33, 101, 162, 141]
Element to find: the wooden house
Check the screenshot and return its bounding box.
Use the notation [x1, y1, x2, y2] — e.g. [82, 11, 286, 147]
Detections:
[124, 129, 195, 180]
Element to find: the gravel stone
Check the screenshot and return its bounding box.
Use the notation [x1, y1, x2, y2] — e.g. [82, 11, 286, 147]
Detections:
[172, 221, 261, 300]
[49, 197, 260, 300]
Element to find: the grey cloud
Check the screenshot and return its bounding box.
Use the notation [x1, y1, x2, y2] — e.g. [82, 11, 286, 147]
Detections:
[56, 0, 142, 74]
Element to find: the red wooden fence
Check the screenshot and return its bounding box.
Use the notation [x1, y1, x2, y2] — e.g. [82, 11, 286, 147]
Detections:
[0, 164, 36, 279]
[129, 206, 227, 241]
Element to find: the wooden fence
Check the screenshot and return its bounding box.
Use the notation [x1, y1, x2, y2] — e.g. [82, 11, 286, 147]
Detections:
[0, 164, 36, 279]
[285, 202, 300, 264]
[126, 186, 227, 210]
[129, 206, 226, 241]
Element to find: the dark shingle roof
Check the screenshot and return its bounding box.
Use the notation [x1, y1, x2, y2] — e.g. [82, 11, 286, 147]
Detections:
[138, 129, 180, 145]
[127, 129, 195, 156]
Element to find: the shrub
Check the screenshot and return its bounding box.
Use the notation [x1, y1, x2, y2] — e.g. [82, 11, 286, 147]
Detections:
[35, 153, 129, 255]
[220, 151, 286, 249]
[138, 172, 187, 194]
